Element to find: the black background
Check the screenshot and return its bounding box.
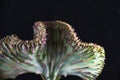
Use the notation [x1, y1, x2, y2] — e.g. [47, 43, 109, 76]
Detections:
[0, 0, 119, 80]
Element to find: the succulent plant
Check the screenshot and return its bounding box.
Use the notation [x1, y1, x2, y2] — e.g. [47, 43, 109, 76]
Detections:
[0, 21, 105, 80]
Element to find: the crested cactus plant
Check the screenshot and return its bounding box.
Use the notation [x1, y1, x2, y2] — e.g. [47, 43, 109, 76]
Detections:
[0, 21, 105, 80]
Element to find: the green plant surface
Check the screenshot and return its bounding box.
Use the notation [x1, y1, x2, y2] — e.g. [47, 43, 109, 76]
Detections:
[0, 21, 105, 80]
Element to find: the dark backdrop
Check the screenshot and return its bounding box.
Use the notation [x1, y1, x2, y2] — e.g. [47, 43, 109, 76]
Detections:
[0, 0, 119, 80]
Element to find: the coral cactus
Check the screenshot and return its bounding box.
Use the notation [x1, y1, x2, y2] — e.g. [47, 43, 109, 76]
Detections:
[0, 21, 105, 80]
